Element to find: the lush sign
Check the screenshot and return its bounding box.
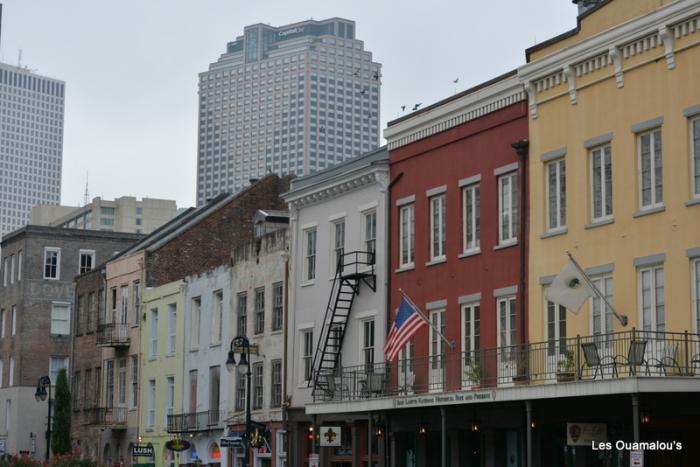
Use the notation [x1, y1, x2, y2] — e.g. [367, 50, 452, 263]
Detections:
[132, 445, 154, 457]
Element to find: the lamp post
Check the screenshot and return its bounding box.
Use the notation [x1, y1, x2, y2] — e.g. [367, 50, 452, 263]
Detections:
[34, 375, 52, 461]
[226, 336, 251, 467]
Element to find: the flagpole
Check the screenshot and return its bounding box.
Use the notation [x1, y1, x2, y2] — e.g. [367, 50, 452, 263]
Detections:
[566, 251, 628, 326]
[398, 289, 456, 349]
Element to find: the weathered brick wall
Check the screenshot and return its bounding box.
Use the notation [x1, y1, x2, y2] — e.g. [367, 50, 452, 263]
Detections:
[147, 175, 292, 287]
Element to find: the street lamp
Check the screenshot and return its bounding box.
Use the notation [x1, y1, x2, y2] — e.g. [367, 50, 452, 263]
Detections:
[226, 336, 251, 467]
[34, 375, 52, 461]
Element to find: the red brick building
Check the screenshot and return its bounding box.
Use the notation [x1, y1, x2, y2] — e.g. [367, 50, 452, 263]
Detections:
[384, 71, 529, 466]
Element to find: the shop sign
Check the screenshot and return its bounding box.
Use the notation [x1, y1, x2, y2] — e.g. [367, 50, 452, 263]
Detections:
[165, 439, 191, 452]
[220, 437, 243, 448]
[132, 445, 155, 457]
[319, 426, 341, 447]
[566, 422, 607, 446]
[630, 450, 644, 467]
[392, 389, 495, 409]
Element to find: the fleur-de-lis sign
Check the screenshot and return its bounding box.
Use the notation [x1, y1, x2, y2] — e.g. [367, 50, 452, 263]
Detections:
[324, 427, 337, 444]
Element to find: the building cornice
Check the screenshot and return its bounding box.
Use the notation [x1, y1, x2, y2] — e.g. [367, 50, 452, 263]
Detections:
[383, 74, 525, 151]
[284, 164, 389, 210]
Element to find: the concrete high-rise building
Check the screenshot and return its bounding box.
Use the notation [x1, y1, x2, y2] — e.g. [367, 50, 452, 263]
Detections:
[0, 63, 65, 239]
[196, 18, 381, 206]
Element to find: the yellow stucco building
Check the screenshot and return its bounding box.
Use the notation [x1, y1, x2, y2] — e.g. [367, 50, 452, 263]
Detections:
[139, 280, 185, 467]
[521, 0, 700, 344]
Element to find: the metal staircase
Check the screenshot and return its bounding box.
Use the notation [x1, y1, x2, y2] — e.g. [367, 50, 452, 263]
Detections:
[310, 251, 376, 398]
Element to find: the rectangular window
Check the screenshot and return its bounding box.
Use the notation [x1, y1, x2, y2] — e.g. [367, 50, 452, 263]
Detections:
[399, 204, 415, 267]
[4, 400, 9, 432]
[235, 372, 245, 412]
[51, 302, 70, 335]
[44, 247, 60, 279]
[692, 118, 700, 199]
[11, 306, 15, 336]
[591, 276, 614, 337]
[189, 369, 198, 414]
[16, 251, 21, 282]
[0, 360, 3, 388]
[212, 290, 223, 344]
[498, 173, 518, 244]
[106, 360, 114, 409]
[133, 281, 141, 326]
[209, 366, 220, 414]
[430, 195, 446, 260]
[497, 296, 516, 348]
[75, 295, 84, 335]
[590, 145, 613, 221]
[302, 330, 313, 383]
[191, 297, 201, 349]
[546, 300, 567, 356]
[546, 159, 566, 230]
[2, 258, 7, 286]
[0, 310, 4, 338]
[147, 380, 156, 429]
[130, 355, 138, 408]
[462, 184, 480, 253]
[638, 128, 663, 209]
[253, 362, 264, 410]
[304, 228, 317, 281]
[272, 282, 284, 331]
[640, 265, 665, 332]
[84, 369, 92, 409]
[9, 255, 14, 285]
[95, 367, 101, 409]
[332, 220, 345, 273]
[118, 358, 127, 405]
[167, 304, 176, 355]
[72, 372, 81, 408]
[149, 309, 158, 357]
[364, 210, 377, 263]
[237, 293, 247, 336]
[120, 286, 128, 325]
[78, 250, 95, 274]
[87, 292, 95, 333]
[694, 259, 700, 333]
[462, 302, 480, 359]
[8, 357, 14, 386]
[254, 287, 265, 334]
[165, 376, 175, 425]
[429, 310, 446, 391]
[362, 319, 375, 371]
[270, 360, 282, 408]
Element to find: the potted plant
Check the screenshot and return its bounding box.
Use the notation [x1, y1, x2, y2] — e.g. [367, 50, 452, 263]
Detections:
[556, 350, 575, 382]
[465, 361, 483, 388]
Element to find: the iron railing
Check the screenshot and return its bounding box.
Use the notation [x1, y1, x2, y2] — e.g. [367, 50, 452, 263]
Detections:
[96, 323, 130, 347]
[167, 410, 224, 433]
[80, 407, 128, 427]
[313, 330, 700, 402]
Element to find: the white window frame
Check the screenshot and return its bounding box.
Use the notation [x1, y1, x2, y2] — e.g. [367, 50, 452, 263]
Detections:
[191, 297, 201, 350]
[50, 302, 71, 335]
[331, 219, 345, 274]
[300, 329, 313, 385]
[11, 306, 16, 336]
[498, 173, 518, 245]
[149, 309, 158, 358]
[496, 296, 516, 348]
[78, 249, 96, 275]
[363, 209, 377, 263]
[590, 275, 614, 337]
[167, 304, 176, 356]
[0, 309, 4, 338]
[637, 128, 663, 210]
[48, 356, 69, 384]
[43, 247, 61, 280]
[17, 251, 21, 282]
[546, 159, 566, 231]
[399, 204, 415, 268]
[9, 255, 14, 285]
[590, 145, 613, 222]
[165, 376, 174, 426]
[0, 360, 3, 388]
[8, 357, 14, 386]
[147, 379, 156, 430]
[462, 184, 480, 253]
[544, 298, 567, 357]
[276, 430, 287, 466]
[428, 309, 446, 392]
[638, 264, 665, 332]
[693, 258, 700, 334]
[429, 195, 446, 261]
[212, 290, 223, 345]
[691, 117, 700, 199]
[302, 228, 317, 283]
[130, 355, 138, 409]
[3, 257, 8, 286]
[361, 319, 375, 370]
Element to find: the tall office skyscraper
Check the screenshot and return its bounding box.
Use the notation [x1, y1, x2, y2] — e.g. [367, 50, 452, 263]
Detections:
[0, 63, 65, 238]
[197, 18, 381, 205]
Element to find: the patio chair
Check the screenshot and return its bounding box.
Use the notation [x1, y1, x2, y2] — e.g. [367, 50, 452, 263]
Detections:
[368, 372, 386, 396]
[325, 374, 349, 400]
[581, 342, 618, 379]
[648, 342, 682, 376]
[617, 339, 649, 376]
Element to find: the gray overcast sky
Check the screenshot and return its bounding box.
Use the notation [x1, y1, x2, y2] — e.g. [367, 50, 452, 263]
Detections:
[1, 0, 576, 208]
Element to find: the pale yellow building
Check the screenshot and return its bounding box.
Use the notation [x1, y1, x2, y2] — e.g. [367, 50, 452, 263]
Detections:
[521, 0, 700, 343]
[139, 280, 186, 467]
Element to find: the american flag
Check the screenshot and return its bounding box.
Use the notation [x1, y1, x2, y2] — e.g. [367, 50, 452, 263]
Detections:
[384, 295, 428, 362]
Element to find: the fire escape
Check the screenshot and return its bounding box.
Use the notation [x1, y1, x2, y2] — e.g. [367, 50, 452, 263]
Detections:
[310, 251, 376, 398]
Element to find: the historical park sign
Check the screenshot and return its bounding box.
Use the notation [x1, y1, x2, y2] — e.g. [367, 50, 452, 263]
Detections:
[392, 390, 495, 409]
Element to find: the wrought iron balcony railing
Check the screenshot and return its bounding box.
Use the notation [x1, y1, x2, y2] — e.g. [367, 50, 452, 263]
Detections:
[167, 410, 223, 433]
[80, 407, 128, 427]
[96, 323, 130, 347]
[313, 329, 700, 403]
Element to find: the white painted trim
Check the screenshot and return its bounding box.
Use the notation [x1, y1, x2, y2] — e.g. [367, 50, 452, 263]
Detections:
[296, 322, 315, 331]
[458, 174, 481, 187]
[355, 309, 377, 320]
[357, 201, 378, 212]
[300, 221, 318, 230]
[494, 162, 519, 176]
[426, 185, 447, 197]
[327, 212, 346, 222]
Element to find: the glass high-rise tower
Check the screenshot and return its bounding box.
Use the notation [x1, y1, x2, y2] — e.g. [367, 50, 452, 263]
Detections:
[196, 18, 381, 205]
[0, 63, 65, 238]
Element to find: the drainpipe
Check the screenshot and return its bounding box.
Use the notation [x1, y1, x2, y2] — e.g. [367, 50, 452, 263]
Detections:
[511, 140, 529, 372]
[282, 243, 290, 445]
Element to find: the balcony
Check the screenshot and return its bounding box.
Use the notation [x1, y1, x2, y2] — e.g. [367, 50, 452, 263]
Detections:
[96, 323, 130, 347]
[80, 407, 128, 428]
[167, 410, 223, 433]
[313, 330, 700, 404]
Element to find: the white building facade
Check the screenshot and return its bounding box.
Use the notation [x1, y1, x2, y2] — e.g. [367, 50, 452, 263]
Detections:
[283, 147, 389, 466]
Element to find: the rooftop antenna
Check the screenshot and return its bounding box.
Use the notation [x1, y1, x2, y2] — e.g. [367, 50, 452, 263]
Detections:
[83, 172, 90, 206]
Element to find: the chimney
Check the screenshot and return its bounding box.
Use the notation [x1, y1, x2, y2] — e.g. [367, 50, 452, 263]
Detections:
[572, 0, 602, 15]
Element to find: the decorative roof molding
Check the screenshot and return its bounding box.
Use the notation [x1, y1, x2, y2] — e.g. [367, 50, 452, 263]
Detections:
[519, 0, 700, 116]
[384, 75, 525, 150]
[284, 165, 389, 210]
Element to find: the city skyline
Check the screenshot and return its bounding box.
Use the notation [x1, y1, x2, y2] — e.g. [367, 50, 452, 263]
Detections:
[0, 0, 575, 209]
